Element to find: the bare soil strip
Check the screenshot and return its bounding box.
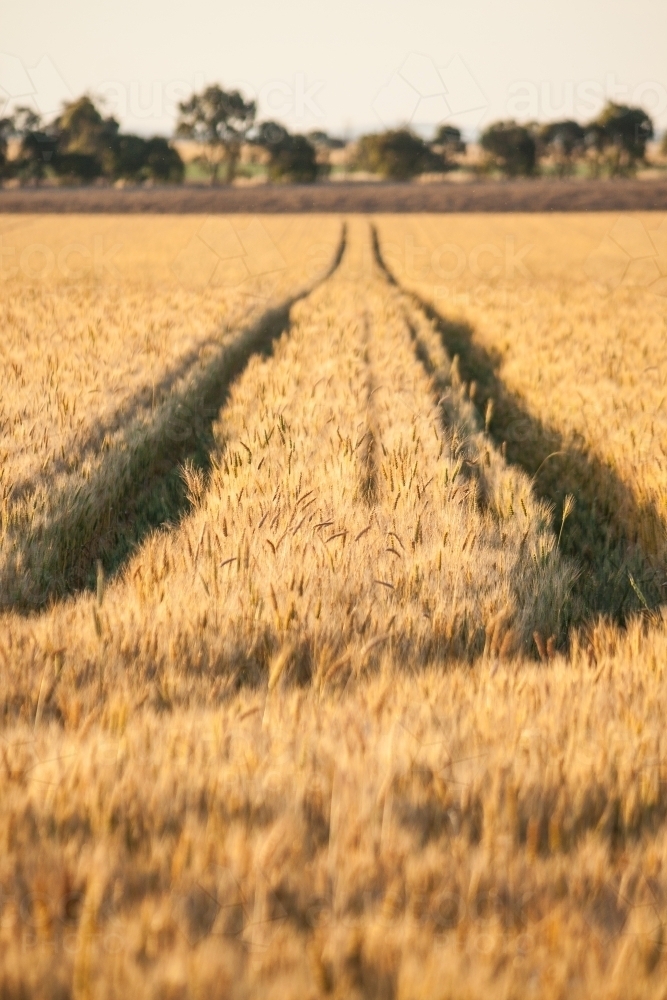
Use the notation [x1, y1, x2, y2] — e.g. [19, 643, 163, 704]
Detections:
[3, 178, 667, 213]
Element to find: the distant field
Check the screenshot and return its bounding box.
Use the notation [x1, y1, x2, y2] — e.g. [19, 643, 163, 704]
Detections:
[1, 213, 667, 998]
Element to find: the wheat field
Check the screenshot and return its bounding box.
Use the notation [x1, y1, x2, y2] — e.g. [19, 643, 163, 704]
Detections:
[376, 213, 667, 618]
[1, 211, 667, 999]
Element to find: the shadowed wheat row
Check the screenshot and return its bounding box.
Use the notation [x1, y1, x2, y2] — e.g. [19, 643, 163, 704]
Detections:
[1, 217, 667, 999]
[1, 219, 573, 725]
[371, 221, 667, 627]
[0, 225, 347, 611]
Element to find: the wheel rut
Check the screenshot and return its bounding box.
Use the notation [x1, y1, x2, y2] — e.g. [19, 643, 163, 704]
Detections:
[371, 223, 665, 628]
[0, 225, 347, 612]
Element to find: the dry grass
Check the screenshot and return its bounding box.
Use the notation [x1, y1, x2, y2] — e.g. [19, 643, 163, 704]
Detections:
[0, 213, 666, 998]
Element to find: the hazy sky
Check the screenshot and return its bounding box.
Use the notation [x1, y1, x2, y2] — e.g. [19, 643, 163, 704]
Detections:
[2, 0, 667, 138]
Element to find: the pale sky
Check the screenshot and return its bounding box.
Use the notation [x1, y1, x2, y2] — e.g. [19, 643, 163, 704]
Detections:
[2, 0, 666, 138]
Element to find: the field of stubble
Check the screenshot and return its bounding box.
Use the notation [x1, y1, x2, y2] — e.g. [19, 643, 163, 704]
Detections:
[1, 210, 667, 999]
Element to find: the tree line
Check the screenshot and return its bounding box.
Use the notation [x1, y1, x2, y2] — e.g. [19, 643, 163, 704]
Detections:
[0, 85, 337, 185]
[480, 104, 656, 178]
[0, 98, 184, 184]
[0, 83, 662, 185]
[355, 103, 658, 180]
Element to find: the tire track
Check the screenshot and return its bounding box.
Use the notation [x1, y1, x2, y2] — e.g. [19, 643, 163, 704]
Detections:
[371, 222, 664, 627]
[0, 225, 347, 611]
[2, 221, 571, 713]
[345, 223, 575, 660]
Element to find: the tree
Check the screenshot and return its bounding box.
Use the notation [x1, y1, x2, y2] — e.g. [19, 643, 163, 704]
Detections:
[431, 124, 466, 171]
[582, 122, 607, 178]
[103, 133, 184, 183]
[254, 122, 318, 182]
[587, 102, 654, 176]
[538, 120, 585, 177]
[354, 129, 445, 180]
[176, 85, 256, 183]
[18, 130, 59, 180]
[480, 121, 536, 176]
[110, 133, 148, 180]
[254, 120, 289, 149]
[53, 152, 102, 183]
[0, 107, 46, 177]
[144, 137, 184, 182]
[269, 135, 318, 183]
[0, 116, 13, 177]
[304, 130, 345, 178]
[433, 124, 466, 154]
[307, 130, 345, 150]
[10, 106, 42, 136]
[54, 95, 119, 176]
[1, 95, 185, 185]
[8, 107, 58, 182]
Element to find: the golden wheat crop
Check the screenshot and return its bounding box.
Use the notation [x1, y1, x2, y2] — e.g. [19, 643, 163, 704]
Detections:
[0, 214, 340, 607]
[376, 213, 667, 616]
[0, 213, 666, 999]
[0, 215, 338, 487]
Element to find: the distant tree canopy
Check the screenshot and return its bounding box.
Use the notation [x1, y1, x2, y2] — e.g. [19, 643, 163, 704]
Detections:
[253, 122, 318, 182]
[355, 129, 445, 180]
[14, 131, 58, 180]
[0, 84, 658, 186]
[430, 124, 466, 170]
[480, 121, 537, 177]
[142, 137, 184, 182]
[254, 121, 289, 149]
[176, 85, 256, 183]
[307, 130, 345, 150]
[0, 117, 13, 176]
[4, 106, 57, 180]
[432, 124, 466, 154]
[478, 103, 654, 179]
[110, 134, 184, 182]
[538, 120, 585, 176]
[586, 103, 654, 176]
[269, 134, 318, 182]
[54, 96, 119, 171]
[3, 96, 183, 184]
